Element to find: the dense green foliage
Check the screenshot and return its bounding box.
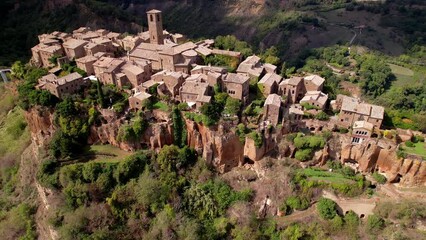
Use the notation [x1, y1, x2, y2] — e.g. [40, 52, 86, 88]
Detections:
[372, 172, 387, 184]
[317, 197, 337, 220]
[293, 133, 326, 161]
[172, 107, 187, 148]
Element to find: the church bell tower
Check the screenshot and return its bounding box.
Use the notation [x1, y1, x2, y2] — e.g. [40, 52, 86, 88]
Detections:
[147, 9, 164, 45]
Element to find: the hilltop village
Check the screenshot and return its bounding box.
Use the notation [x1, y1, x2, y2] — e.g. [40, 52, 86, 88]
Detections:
[27, 9, 425, 186]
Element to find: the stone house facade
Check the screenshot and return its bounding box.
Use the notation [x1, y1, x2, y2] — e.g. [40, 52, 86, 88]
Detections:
[222, 73, 250, 104]
[37, 72, 86, 99]
[264, 94, 282, 126]
[258, 73, 282, 97]
[338, 96, 384, 129]
[63, 39, 89, 60]
[279, 77, 304, 104]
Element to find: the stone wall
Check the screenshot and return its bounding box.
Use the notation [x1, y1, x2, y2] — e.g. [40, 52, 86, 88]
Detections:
[341, 138, 426, 186]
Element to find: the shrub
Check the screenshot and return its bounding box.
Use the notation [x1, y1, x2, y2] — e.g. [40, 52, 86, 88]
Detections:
[317, 198, 337, 220]
[177, 102, 189, 111]
[413, 135, 425, 143]
[285, 196, 310, 212]
[372, 172, 387, 184]
[37, 159, 60, 189]
[405, 140, 414, 147]
[339, 127, 349, 134]
[315, 111, 329, 121]
[295, 149, 313, 161]
[248, 131, 263, 148]
[367, 214, 385, 233]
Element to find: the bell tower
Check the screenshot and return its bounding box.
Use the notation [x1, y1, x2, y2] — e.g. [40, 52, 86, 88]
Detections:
[147, 9, 164, 45]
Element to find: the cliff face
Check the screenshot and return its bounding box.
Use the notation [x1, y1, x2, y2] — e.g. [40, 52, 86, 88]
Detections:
[186, 120, 244, 173]
[341, 138, 426, 186]
[24, 107, 56, 149]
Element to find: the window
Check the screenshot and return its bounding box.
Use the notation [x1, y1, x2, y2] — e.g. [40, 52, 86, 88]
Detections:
[157, 14, 160, 21]
[292, 90, 295, 94]
[150, 15, 153, 22]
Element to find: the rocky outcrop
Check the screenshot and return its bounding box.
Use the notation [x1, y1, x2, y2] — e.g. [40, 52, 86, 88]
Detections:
[341, 138, 426, 186]
[244, 131, 280, 162]
[88, 109, 174, 151]
[24, 107, 56, 149]
[186, 120, 244, 173]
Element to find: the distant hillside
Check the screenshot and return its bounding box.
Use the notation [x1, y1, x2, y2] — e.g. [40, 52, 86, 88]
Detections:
[1, 0, 425, 66]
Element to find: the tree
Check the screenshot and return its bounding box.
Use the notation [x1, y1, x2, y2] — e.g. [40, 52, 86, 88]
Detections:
[295, 149, 312, 161]
[224, 97, 241, 116]
[11, 61, 25, 79]
[317, 198, 337, 220]
[367, 214, 385, 233]
[96, 81, 106, 108]
[172, 107, 187, 148]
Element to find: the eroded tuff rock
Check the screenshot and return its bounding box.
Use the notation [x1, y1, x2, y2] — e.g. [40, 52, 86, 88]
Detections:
[186, 120, 244, 173]
[24, 107, 56, 148]
[88, 109, 174, 151]
[341, 137, 426, 186]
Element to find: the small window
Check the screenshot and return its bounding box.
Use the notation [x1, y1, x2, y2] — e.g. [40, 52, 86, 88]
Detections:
[157, 14, 160, 22]
[150, 15, 153, 22]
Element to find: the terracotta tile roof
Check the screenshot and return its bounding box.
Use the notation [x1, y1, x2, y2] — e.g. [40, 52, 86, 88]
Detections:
[132, 92, 152, 101]
[370, 105, 384, 119]
[259, 73, 282, 87]
[147, 9, 162, 14]
[300, 91, 328, 106]
[76, 55, 98, 63]
[353, 121, 374, 131]
[281, 76, 303, 86]
[63, 39, 88, 49]
[304, 74, 325, 86]
[223, 73, 249, 84]
[264, 94, 282, 107]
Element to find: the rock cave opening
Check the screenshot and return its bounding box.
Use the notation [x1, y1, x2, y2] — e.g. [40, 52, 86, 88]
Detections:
[244, 157, 255, 165]
[390, 174, 402, 183]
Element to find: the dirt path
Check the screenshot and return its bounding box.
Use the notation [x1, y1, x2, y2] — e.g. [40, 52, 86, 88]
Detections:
[323, 191, 376, 217]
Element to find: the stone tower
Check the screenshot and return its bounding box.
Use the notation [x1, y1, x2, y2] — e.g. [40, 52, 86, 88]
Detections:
[147, 9, 164, 45]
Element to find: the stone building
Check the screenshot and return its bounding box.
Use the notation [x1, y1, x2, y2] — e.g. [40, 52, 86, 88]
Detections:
[300, 91, 328, 110]
[179, 79, 211, 110]
[279, 77, 304, 104]
[237, 55, 264, 78]
[31, 44, 65, 68]
[338, 96, 384, 129]
[303, 74, 325, 92]
[222, 73, 250, 104]
[151, 70, 187, 98]
[63, 38, 89, 60]
[121, 35, 143, 51]
[119, 60, 152, 88]
[147, 9, 164, 45]
[37, 72, 86, 99]
[76, 55, 99, 75]
[191, 65, 227, 75]
[93, 57, 125, 85]
[264, 94, 282, 126]
[129, 91, 152, 110]
[258, 73, 282, 97]
[351, 121, 374, 144]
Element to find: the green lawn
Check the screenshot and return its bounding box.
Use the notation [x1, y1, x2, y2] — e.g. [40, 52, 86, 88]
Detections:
[153, 101, 169, 112]
[299, 168, 355, 184]
[402, 142, 426, 159]
[389, 63, 414, 76]
[0, 83, 30, 159]
[88, 144, 132, 163]
[388, 63, 417, 88]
